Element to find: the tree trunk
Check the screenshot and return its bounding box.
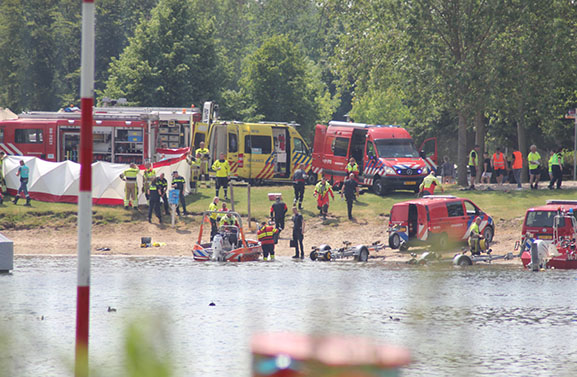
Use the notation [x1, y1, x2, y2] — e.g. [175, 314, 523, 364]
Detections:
[517, 116, 528, 183]
[457, 111, 468, 186]
[475, 111, 485, 184]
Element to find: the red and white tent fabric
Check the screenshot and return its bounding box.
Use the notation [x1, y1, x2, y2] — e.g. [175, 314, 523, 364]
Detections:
[3, 155, 191, 205]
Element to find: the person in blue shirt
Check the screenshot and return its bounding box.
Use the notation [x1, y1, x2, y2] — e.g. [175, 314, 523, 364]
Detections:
[13, 160, 31, 206]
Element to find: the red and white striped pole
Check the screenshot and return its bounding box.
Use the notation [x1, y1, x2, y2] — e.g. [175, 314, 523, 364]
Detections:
[76, 0, 95, 376]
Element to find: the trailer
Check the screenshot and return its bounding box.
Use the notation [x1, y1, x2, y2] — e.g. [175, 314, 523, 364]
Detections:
[309, 241, 386, 262]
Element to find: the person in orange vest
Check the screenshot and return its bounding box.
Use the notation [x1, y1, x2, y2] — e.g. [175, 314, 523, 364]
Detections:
[491, 147, 507, 186]
[257, 221, 279, 261]
[511, 149, 523, 190]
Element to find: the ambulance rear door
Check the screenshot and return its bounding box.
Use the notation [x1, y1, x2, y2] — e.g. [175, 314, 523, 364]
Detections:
[272, 126, 290, 179]
[312, 124, 327, 174]
[227, 123, 240, 178]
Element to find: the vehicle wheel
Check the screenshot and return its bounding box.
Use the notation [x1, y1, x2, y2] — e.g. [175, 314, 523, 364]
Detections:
[324, 251, 332, 261]
[310, 251, 318, 261]
[453, 254, 472, 266]
[307, 171, 317, 185]
[482, 226, 494, 243]
[389, 233, 401, 249]
[435, 233, 449, 250]
[372, 177, 385, 196]
[357, 247, 369, 262]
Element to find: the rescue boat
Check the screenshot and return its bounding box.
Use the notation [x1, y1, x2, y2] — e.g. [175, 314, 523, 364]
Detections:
[192, 211, 262, 262]
[520, 209, 577, 270]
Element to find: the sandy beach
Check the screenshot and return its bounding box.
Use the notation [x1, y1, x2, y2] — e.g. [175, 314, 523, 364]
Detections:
[2, 212, 524, 262]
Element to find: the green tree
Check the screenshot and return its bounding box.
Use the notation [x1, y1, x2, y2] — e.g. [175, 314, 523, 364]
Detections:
[102, 0, 224, 107]
[236, 35, 328, 136]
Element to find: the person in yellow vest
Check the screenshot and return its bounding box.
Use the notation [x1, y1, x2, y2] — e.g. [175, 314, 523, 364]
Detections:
[186, 151, 201, 193]
[142, 162, 156, 201]
[512, 149, 523, 190]
[258, 221, 279, 261]
[314, 177, 334, 219]
[208, 196, 220, 240]
[212, 152, 231, 200]
[467, 145, 480, 190]
[120, 163, 139, 209]
[548, 147, 564, 190]
[527, 145, 541, 190]
[468, 216, 484, 255]
[196, 141, 210, 188]
[491, 147, 506, 186]
[548, 151, 554, 180]
[419, 171, 444, 196]
[346, 157, 360, 182]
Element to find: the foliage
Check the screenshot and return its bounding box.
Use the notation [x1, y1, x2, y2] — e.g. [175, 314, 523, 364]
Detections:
[102, 0, 224, 107]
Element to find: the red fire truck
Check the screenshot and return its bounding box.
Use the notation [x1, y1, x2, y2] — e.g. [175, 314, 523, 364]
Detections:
[311, 121, 437, 194]
[0, 107, 202, 164]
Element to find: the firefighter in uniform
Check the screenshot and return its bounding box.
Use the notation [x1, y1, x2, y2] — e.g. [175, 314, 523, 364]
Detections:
[186, 152, 201, 193]
[258, 221, 279, 261]
[270, 196, 288, 233]
[345, 157, 360, 182]
[142, 162, 156, 200]
[468, 216, 484, 255]
[147, 177, 162, 224]
[419, 171, 444, 196]
[120, 163, 139, 209]
[171, 170, 187, 216]
[212, 153, 230, 200]
[208, 197, 220, 240]
[528, 145, 541, 189]
[491, 147, 507, 186]
[548, 147, 563, 190]
[156, 172, 170, 215]
[314, 176, 334, 219]
[196, 141, 211, 188]
[292, 163, 307, 209]
[468, 145, 479, 190]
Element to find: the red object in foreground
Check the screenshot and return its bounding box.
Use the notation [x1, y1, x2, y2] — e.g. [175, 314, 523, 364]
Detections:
[251, 333, 410, 377]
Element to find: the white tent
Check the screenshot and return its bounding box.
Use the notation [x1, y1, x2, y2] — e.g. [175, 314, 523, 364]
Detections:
[3, 155, 191, 205]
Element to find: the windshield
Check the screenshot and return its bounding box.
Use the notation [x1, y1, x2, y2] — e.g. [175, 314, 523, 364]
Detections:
[525, 211, 566, 228]
[374, 138, 419, 158]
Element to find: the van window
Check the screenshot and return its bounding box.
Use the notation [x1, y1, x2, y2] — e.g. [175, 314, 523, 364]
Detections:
[294, 138, 307, 154]
[332, 137, 349, 157]
[366, 141, 376, 158]
[464, 201, 478, 216]
[15, 129, 43, 144]
[446, 201, 464, 217]
[228, 133, 238, 153]
[193, 133, 205, 149]
[245, 135, 271, 154]
[0, 128, 3, 143]
[525, 211, 568, 228]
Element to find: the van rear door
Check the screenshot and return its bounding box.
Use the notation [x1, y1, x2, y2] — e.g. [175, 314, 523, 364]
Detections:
[312, 124, 327, 174]
[419, 137, 437, 172]
[227, 124, 239, 178]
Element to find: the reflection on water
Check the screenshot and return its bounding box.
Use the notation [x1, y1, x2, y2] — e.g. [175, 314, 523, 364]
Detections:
[2, 256, 577, 376]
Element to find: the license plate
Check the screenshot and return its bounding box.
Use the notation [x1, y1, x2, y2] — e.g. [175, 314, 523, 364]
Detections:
[404, 181, 417, 185]
[538, 235, 552, 240]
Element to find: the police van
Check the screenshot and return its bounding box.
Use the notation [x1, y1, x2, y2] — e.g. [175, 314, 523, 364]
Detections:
[194, 119, 314, 184]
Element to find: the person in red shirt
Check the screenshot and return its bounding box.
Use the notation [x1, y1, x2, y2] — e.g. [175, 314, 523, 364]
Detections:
[258, 221, 279, 261]
[512, 150, 523, 190]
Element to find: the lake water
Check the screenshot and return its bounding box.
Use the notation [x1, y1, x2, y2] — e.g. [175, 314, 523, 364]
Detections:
[1, 255, 577, 377]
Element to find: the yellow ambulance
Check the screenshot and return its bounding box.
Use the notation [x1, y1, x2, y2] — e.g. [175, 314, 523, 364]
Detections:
[194, 120, 314, 184]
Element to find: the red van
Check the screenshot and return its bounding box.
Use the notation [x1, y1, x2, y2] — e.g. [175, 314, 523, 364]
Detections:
[388, 196, 494, 250]
[311, 121, 436, 194]
[519, 200, 577, 250]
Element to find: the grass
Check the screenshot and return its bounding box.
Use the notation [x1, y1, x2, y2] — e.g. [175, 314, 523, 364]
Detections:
[1, 183, 576, 230]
